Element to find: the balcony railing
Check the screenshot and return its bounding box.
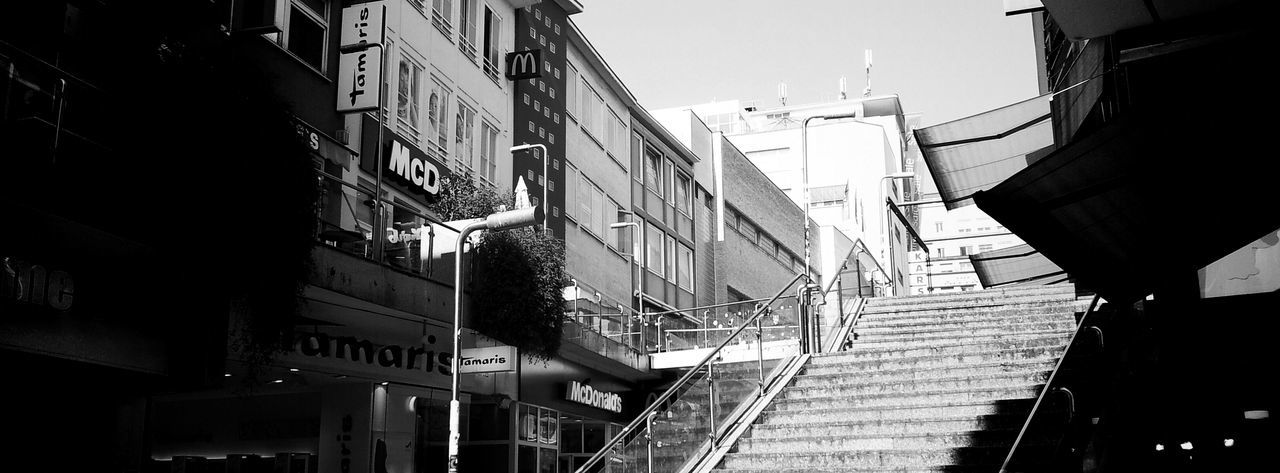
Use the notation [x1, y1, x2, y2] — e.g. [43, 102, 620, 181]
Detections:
[314, 168, 461, 284]
[574, 274, 811, 473]
[1, 40, 113, 163]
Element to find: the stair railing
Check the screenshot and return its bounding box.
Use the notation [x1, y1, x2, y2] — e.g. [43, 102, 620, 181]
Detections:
[816, 238, 884, 353]
[574, 273, 809, 473]
[999, 293, 1102, 473]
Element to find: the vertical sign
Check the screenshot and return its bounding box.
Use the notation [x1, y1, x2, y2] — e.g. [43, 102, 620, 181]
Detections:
[336, 2, 386, 113]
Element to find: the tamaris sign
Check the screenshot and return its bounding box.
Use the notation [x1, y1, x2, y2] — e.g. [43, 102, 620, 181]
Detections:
[336, 2, 386, 113]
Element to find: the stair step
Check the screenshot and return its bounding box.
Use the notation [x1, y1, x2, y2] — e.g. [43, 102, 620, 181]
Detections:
[863, 297, 1075, 315]
[872, 285, 1074, 305]
[866, 285, 1074, 306]
[792, 358, 1058, 388]
[734, 428, 1018, 453]
[850, 328, 1075, 349]
[858, 307, 1077, 327]
[720, 445, 1013, 469]
[757, 398, 1034, 425]
[715, 467, 993, 473]
[770, 384, 1042, 411]
[780, 370, 1051, 400]
[809, 334, 1069, 364]
[856, 306, 1076, 327]
[856, 312, 1076, 334]
[748, 413, 1026, 439]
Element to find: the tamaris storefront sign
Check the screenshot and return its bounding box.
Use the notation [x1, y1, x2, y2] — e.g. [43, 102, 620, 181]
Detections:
[565, 381, 623, 413]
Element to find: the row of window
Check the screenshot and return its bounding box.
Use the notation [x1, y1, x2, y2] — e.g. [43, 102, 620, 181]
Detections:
[390, 45, 498, 183]
[563, 161, 695, 293]
[566, 64, 629, 162]
[429, 0, 503, 80]
[723, 205, 804, 274]
[633, 136, 694, 216]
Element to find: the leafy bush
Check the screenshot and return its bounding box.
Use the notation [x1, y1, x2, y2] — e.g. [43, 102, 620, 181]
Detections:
[430, 174, 568, 362]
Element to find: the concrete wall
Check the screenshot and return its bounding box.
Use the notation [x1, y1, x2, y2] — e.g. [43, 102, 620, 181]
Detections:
[561, 41, 633, 308]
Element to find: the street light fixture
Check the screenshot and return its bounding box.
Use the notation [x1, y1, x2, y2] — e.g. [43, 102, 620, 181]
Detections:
[447, 206, 542, 473]
[610, 220, 645, 353]
[798, 112, 856, 352]
[879, 171, 915, 297]
[799, 112, 857, 285]
[511, 143, 549, 231]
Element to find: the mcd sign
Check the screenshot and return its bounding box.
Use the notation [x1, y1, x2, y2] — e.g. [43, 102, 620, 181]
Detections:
[505, 49, 542, 80]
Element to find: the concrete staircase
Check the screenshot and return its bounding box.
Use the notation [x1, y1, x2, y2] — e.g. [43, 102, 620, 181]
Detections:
[713, 284, 1078, 472]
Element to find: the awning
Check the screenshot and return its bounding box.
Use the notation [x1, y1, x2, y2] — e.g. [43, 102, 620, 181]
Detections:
[970, 244, 1066, 288]
[972, 110, 1280, 304]
[914, 94, 1055, 210]
[1040, 0, 1249, 40]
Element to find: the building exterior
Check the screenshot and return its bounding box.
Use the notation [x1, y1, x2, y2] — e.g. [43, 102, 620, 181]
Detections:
[3, 2, 866, 473]
[907, 203, 1026, 294]
[652, 109, 827, 348]
[658, 95, 914, 295]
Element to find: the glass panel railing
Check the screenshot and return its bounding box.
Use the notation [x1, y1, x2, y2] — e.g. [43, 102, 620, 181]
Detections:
[576, 274, 808, 473]
[814, 238, 883, 353]
[562, 281, 648, 369]
[314, 169, 461, 282]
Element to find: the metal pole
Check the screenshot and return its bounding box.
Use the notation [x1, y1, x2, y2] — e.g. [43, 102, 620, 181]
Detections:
[756, 307, 765, 393]
[707, 360, 718, 448]
[801, 117, 816, 285]
[449, 219, 487, 473]
[645, 412, 655, 473]
[372, 43, 387, 263]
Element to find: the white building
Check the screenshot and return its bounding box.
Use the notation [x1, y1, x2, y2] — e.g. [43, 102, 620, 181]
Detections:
[657, 95, 915, 294]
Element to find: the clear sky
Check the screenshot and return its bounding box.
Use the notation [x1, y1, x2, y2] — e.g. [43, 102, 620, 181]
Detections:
[571, 0, 1041, 127]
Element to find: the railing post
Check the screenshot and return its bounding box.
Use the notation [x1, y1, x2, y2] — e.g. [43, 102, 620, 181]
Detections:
[811, 285, 822, 354]
[645, 411, 655, 473]
[707, 361, 718, 448]
[796, 288, 809, 354]
[756, 306, 766, 394]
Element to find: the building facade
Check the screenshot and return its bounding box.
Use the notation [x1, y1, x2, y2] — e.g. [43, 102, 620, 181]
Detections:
[658, 95, 915, 295]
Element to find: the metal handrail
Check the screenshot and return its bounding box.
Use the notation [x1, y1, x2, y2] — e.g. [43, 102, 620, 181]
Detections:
[998, 293, 1102, 473]
[315, 168, 460, 234]
[574, 272, 808, 473]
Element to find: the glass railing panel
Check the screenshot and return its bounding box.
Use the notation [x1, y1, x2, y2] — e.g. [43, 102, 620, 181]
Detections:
[644, 372, 714, 473]
[313, 171, 461, 282]
[576, 275, 807, 473]
[315, 175, 378, 259]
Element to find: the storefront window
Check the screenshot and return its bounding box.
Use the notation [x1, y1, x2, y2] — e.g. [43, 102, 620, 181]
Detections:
[518, 404, 560, 473]
[557, 414, 620, 473]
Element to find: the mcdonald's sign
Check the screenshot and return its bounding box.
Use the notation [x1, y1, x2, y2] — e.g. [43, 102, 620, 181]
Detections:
[505, 49, 542, 80]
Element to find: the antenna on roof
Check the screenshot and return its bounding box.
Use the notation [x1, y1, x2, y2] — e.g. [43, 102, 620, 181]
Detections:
[778, 82, 788, 106]
[863, 49, 873, 97]
[839, 76, 848, 101]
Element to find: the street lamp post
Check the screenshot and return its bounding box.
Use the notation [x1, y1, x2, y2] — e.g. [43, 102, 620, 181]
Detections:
[879, 172, 914, 297]
[511, 143, 549, 232]
[609, 220, 643, 353]
[799, 112, 856, 352]
[448, 206, 542, 473]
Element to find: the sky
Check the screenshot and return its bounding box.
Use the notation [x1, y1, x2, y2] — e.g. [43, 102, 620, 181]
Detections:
[571, 0, 1041, 127]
